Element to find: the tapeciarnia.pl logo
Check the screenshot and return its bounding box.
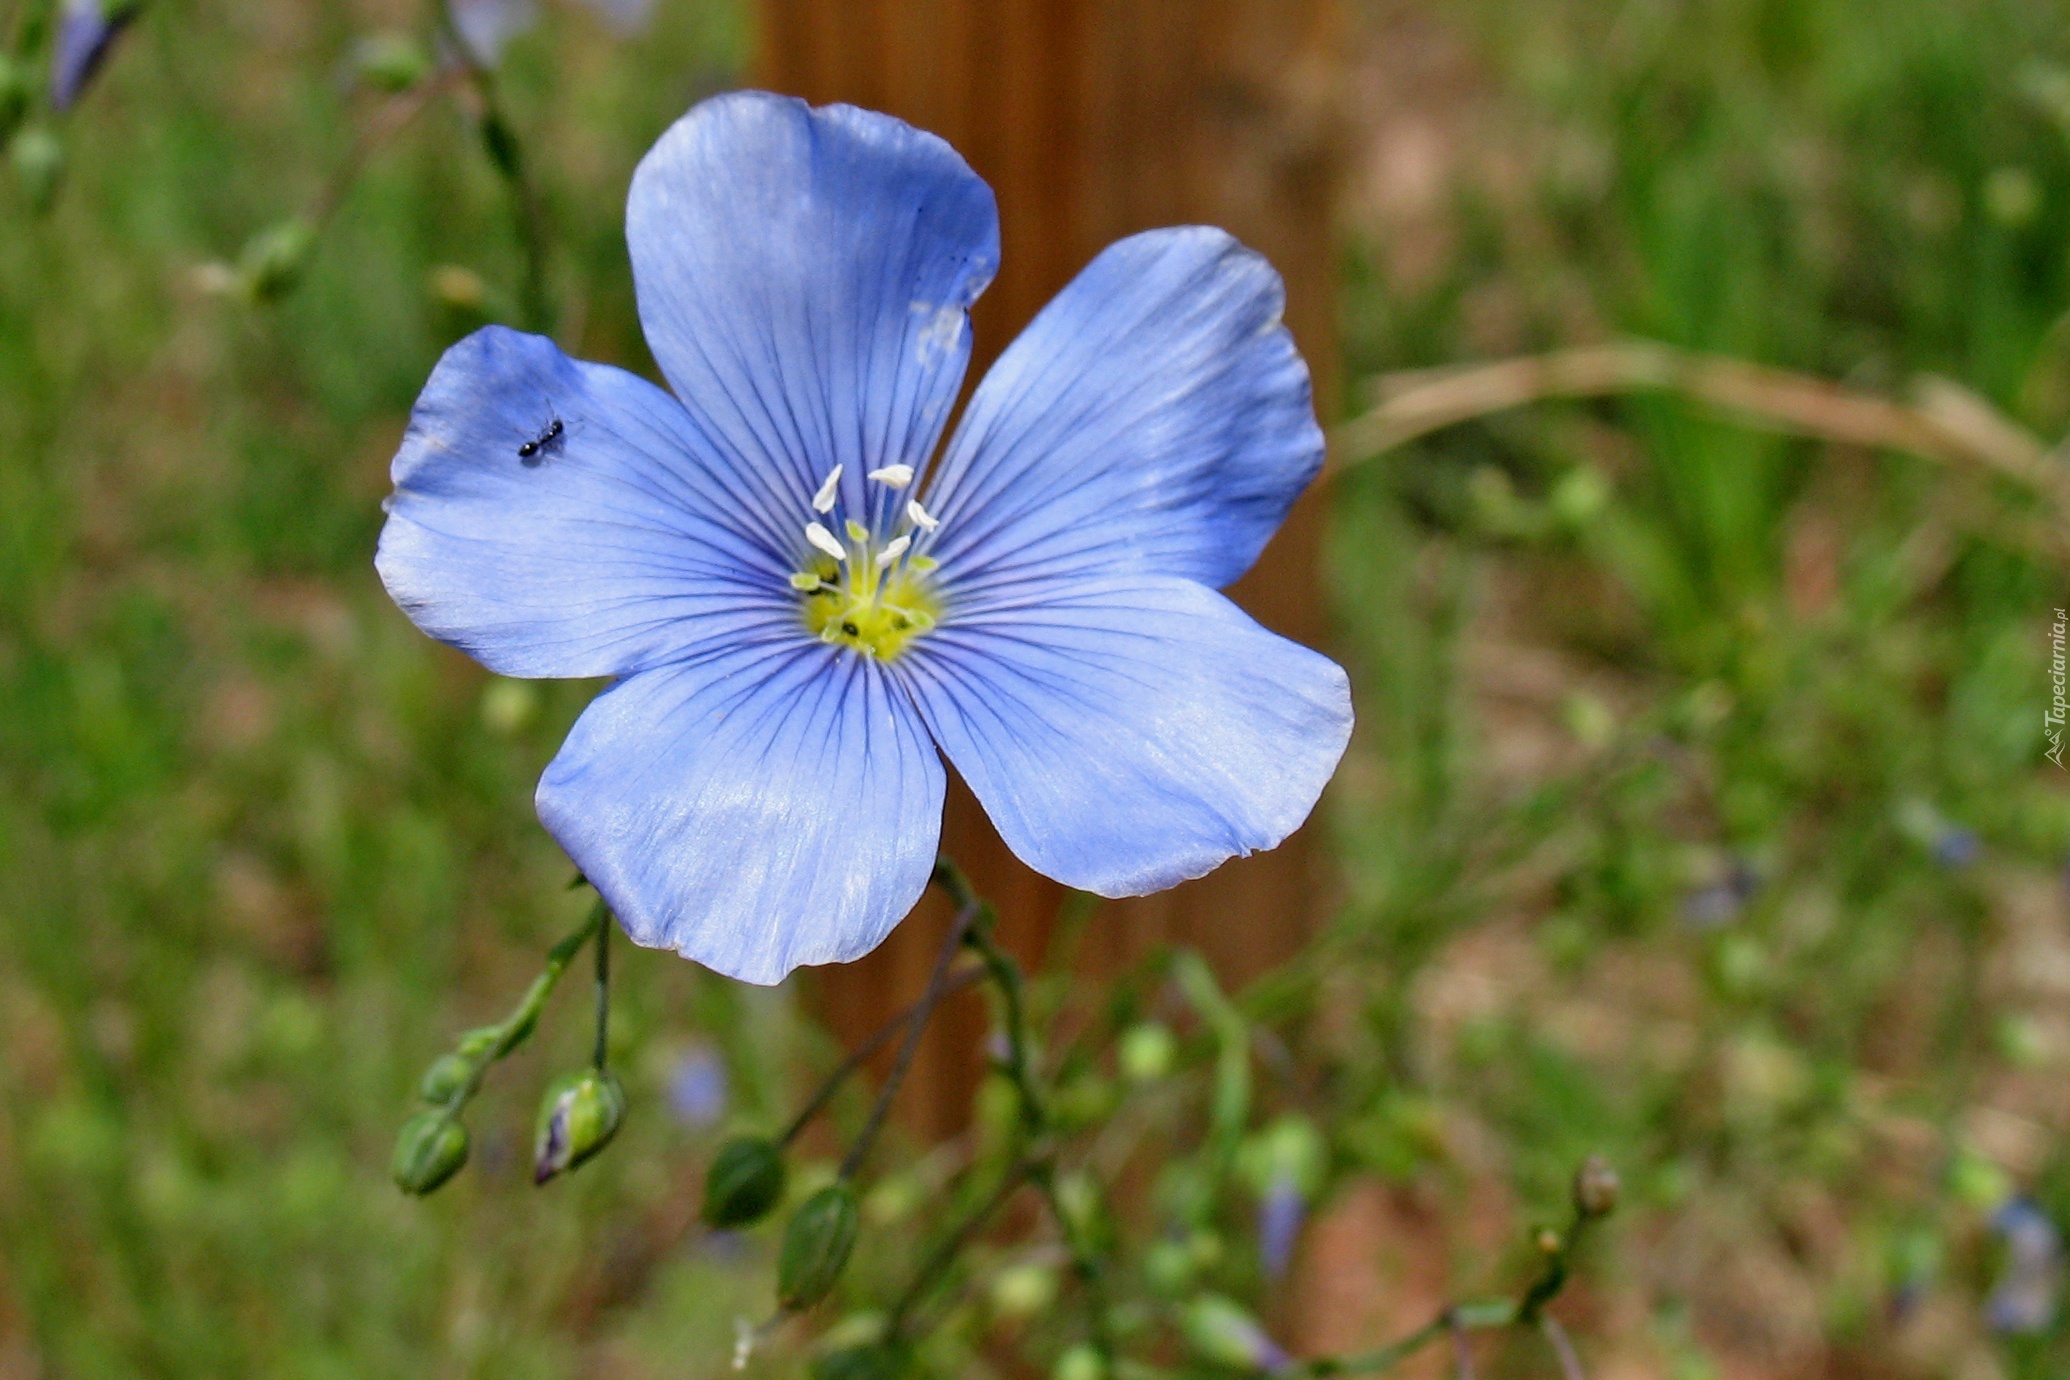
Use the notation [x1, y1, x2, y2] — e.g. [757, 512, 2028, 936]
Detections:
[2049, 608, 2067, 769]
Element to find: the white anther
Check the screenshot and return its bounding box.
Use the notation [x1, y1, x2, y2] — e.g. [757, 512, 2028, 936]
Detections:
[906, 498, 940, 531]
[867, 464, 915, 489]
[804, 522, 846, 562]
[874, 534, 912, 569]
[811, 465, 843, 513]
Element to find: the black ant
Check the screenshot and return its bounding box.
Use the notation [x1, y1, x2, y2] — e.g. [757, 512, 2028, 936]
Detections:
[517, 415, 566, 467]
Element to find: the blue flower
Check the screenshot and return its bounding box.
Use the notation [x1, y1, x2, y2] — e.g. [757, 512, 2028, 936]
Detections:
[449, 0, 650, 65]
[377, 93, 1352, 983]
[1987, 1197, 2062, 1335]
[50, 0, 137, 111]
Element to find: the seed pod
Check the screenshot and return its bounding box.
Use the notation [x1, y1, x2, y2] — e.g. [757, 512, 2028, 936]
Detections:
[237, 220, 317, 304]
[1572, 1154, 1620, 1219]
[778, 1184, 860, 1311]
[702, 1136, 787, 1228]
[392, 1111, 469, 1195]
[532, 1068, 627, 1184]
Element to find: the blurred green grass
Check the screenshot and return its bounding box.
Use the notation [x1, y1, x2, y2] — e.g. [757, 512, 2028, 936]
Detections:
[2, 0, 2069, 1376]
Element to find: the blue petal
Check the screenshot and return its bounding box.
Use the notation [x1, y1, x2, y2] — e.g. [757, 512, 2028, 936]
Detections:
[626, 92, 999, 537]
[896, 575, 1350, 896]
[377, 326, 792, 679]
[449, 0, 539, 65]
[538, 637, 945, 985]
[921, 228, 1322, 593]
[50, 0, 133, 111]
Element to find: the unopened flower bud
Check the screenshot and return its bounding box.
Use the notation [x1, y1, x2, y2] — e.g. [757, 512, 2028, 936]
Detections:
[778, 1183, 860, 1311]
[351, 31, 433, 93]
[810, 1342, 909, 1380]
[0, 55, 29, 142]
[1052, 1344, 1107, 1380]
[419, 1051, 479, 1105]
[702, 1136, 787, 1228]
[1573, 1154, 1620, 1219]
[392, 1111, 469, 1195]
[532, 1068, 626, 1184]
[1180, 1294, 1290, 1373]
[11, 127, 63, 213]
[237, 219, 316, 304]
[1118, 1021, 1176, 1082]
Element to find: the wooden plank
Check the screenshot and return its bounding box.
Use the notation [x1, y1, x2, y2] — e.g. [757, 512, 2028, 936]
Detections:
[756, 0, 1346, 1139]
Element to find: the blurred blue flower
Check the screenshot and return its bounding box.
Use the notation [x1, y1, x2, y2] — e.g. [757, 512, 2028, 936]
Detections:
[1257, 1178, 1305, 1279]
[1682, 858, 1759, 930]
[1933, 826, 1981, 870]
[449, 0, 650, 65]
[1987, 1197, 2062, 1335]
[50, 0, 137, 111]
[666, 1045, 728, 1127]
[377, 93, 1349, 983]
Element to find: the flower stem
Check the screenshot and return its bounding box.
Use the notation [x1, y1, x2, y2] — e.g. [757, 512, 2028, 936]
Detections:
[436, 898, 604, 1116]
[837, 898, 978, 1181]
[938, 858, 1116, 1358]
[431, 0, 551, 331]
[886, 1160, 1031, 1336]
[778, 964, 983, 1149]
[591, 902, 610, 1071]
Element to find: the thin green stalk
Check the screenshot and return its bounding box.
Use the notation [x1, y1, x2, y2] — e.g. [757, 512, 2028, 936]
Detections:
[778, 964, 983, 1149]
[837, 900, 978, 1180]
[430, 0, 550, 330]
[591, 902, 610, 1071]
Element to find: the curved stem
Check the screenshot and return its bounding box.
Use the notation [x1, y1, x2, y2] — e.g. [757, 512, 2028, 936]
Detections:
[778, 964, 983, 1149]
[837, 900, 978, 1181]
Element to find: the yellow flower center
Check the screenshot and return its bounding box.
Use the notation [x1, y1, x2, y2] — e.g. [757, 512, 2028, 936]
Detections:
[789, 464, 945, 660]
[798, 561, 939, 660]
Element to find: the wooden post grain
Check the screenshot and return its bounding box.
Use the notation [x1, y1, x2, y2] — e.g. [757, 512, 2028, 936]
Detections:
[756, 0, 1346, 1139]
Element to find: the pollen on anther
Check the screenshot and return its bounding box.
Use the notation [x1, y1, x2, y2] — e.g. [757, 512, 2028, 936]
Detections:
[906, 498, 940, 531]
[788, 571, 823, 592]
[811, 465, 843, 514]
[844, 518, 869, 544]
[874, 534, 911, 568]
[867, 464, 914, 488]
[804, 522, 846, 562]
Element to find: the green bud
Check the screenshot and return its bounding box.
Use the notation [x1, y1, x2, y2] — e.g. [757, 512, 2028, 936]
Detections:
[11, 126, 63, 213]
[391, 1111, 469, 1195]
[778, 1183, 860, 1311]
[480, 114, 523, 178]
[351, 31, 433, 93]
[1180, 1294, 1289, 1373]
[1238, 1115, 1327, 1200]
[989, 1261, 1058, 1318]
[419, 1051, 479, 1105]
[532, 1068, 626, 1184]
[1572, 1154, 1620, 1219]
[703, 1136, 788, 1228]
[1117, 1021, 1176, 1082]
[455, 1026, 501, 1060]
[1052, 1344, 1107, 1380]
[810, 1343, 909, 1380]
[236, 219, 316, 304]
[0, 54, 28, 143]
